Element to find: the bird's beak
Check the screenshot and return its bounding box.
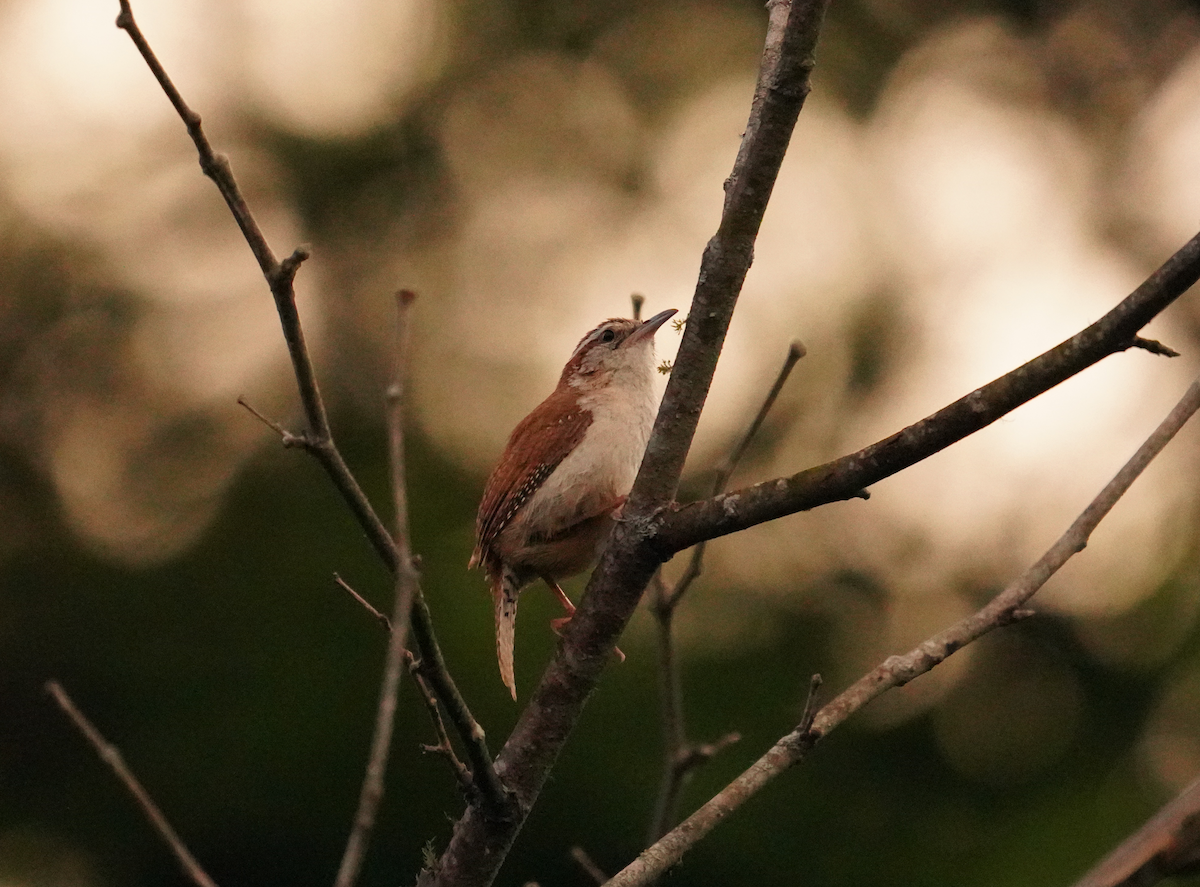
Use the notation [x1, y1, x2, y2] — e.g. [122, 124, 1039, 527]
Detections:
[624, 308, 677, 346]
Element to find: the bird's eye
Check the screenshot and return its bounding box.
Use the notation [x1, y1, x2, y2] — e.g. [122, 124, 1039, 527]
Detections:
[600, 329, 616, 344]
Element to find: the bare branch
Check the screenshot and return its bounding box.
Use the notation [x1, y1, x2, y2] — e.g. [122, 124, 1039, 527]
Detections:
[664, 340, 805, 611]
[236, 396, 308, 449]
[796, 673, 823, 734]
[1071, 775, 1200, 887]
[647, 341, 802, 845]
[569, 846, 609, 886]
[45, 681, 219, 887]
[1130, 336, 1180, 358]
[335, 290, 420, 887]
[334, 574, 392, 633]
[610, 369, 1200, 886]
[658, 228, 1200, 554]
[431, 2, 831, 883]
[408, 653, 474, 793]
[114, 0, 494, 808]
[647, 574, 686, 847]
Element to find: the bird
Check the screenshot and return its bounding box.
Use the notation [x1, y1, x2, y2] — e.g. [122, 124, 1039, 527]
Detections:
[470, 308, 677, 698]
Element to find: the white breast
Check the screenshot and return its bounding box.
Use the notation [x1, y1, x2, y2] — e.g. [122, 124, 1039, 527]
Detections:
[521, 366, 657, 533]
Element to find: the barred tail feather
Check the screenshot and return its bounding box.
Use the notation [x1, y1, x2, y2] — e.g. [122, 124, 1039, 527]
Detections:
[494, 574, 520, 700]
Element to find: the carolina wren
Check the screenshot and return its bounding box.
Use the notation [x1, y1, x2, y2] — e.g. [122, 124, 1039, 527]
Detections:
[470, 308, 677, 698]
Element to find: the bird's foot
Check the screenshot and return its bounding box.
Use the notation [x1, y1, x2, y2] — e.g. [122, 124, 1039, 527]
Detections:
[611, 495, 629, 521]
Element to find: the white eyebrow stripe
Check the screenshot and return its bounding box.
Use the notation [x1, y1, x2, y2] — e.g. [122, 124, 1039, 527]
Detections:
[569, 323, 619, 360]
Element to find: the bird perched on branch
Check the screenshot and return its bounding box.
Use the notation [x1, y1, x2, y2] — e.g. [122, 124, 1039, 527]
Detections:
[470, 308, 677, 698]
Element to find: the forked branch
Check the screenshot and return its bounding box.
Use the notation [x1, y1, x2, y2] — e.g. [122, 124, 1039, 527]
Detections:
[658, 228, 1200, 554]
[113, 0, 506, 818]
[611, 368, 1200, 885]
[430, 2, 832, 883]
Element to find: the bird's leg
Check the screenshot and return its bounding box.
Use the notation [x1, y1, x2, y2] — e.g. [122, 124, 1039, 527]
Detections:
[546, 579, 576, 630]
[543, 577, 625, 663]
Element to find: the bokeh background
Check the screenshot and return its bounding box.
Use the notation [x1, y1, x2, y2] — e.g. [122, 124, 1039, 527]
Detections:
[4, 0, 1200, 884]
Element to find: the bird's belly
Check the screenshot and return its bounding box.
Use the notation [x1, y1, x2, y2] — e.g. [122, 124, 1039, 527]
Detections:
[521, 407, 645, 534]
[497, 511, 614, 584]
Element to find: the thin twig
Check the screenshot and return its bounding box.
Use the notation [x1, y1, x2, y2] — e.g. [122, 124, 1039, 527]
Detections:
[1130, 336, 1179, 358]
[408, 653, 474, 792]
[570, 846, 609, 885]
[45, 681, 219, 887]
[647, 342, 803, 845]
[335, 562, 506, 808]
[334, 574, 392, 633]
[114, 0, 507, 818]
[610, 370, 1200, 886]
[647, 573, 687, 846]
[335, 290, 420, 887]
[664, 340, 805, 611]
[237, 396, 306, 448]
[796, 673, 823, 734]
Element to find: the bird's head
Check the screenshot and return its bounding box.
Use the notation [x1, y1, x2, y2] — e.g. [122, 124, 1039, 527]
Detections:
[559, 308, 677, 390]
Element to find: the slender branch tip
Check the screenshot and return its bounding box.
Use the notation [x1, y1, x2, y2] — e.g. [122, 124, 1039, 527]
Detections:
[333, 574, 392, 633]
[236, 396, 307, 448]
[1130, 335, 1180, 358]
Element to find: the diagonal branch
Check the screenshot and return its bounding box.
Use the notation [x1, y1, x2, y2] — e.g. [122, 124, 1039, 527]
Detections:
[657, 228, 1200, 554]
[610, 368, 1200, 886]
[429, 2, 831, 884]
[113, 0, 504, 813]
[1071, 775, 1200, 887]
[46, 681, 220, 887]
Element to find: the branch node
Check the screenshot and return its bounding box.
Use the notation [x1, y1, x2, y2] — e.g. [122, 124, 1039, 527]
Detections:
[274, 247, 310, 287]
[333, 573, 392, 633]
[236, 396, 309, 449]
[1004, 607, 1037, 624]
[1130, 335, 1180, 358]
